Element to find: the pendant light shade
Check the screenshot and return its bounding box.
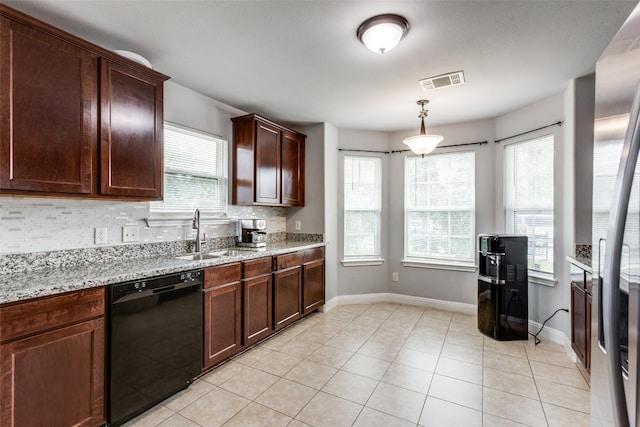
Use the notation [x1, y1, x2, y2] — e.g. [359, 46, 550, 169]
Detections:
[357, 14, 409, 54]
[403, 100, 443, 156]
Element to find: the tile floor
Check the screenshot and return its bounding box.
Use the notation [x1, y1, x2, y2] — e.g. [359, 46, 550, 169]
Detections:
[123, 302, 590, 427]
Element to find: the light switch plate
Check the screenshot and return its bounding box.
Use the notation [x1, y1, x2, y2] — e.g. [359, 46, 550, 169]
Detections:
[95, 227, 108, 245]
[295, 221, 302, 231]
[123, 225, 139, 242]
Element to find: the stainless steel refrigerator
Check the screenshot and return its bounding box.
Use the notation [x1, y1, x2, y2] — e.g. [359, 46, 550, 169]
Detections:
[592, 3, 640, 426]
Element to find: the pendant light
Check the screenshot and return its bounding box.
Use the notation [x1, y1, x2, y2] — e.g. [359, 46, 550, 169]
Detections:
[357, 14, 409, 54]
[403, 100, 443, 157]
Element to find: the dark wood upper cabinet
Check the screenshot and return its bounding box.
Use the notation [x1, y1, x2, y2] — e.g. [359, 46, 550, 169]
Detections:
[0, 4, 169, 200]
[281, 130, 305, 206]
[100, 60, 164, 198]
[0, 13, 97, 194]
[255, 121, 281, 204]
[232, 114, 305, 207]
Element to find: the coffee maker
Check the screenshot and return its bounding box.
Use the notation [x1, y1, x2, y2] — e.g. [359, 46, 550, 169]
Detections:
[237, 219, 267, 248]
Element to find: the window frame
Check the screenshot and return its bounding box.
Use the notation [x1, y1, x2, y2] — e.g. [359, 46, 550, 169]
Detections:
[147, 122, 230, 226]
[342, 154, 383, 266]
[503, 133, 555, 279]
[402, 150, 476, 271]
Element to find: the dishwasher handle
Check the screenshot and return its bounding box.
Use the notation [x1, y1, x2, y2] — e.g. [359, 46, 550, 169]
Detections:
[112, 279, 202, 304]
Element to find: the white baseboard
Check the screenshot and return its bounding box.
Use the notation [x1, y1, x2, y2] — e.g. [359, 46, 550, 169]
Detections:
[323, 292, 572, 353]
[528, 319, 576, 361]
[332, 292, 476, 315]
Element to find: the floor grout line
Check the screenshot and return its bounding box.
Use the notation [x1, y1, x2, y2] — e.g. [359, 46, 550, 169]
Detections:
[125, 303, 590, 427]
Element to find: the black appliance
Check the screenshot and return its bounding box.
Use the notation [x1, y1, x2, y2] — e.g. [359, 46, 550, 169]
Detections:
[107, 270, 203, 426]
[477, 234, 528, 340]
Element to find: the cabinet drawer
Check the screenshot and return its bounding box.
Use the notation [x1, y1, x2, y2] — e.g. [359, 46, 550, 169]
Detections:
[243, 257, 273, 278]
[0, 287, 105, 343]
[205, 263, 242, 289]
[304, 247, 324, 263]
[276, 251, 304, 270]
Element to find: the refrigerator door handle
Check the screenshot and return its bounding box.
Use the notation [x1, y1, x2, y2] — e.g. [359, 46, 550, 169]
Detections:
[603, 82, 640, 427]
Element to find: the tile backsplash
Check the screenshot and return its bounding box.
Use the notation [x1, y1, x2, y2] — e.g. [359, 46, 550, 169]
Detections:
[0, 197, 286, 255]
[575, 243, 592, 260]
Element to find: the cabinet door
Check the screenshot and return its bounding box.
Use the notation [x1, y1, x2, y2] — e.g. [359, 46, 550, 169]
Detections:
[0, 318, 105, 427]
[274, 266, 302, 331]
[100, 59, 164, 198]
[255, 120, 281, 205]
[303, 259, 325, 314]
[571, 283, 588, 367]
[281, 131, 305, 207]
[0, 15, 97, 194]
[203, 281, 242, 369]
[244, 274, 273, 346]
[586, 293, 592, 371]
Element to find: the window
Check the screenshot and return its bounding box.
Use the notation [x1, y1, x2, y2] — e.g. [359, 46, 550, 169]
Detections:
[505, 135, 554, 274]
[404, 151, 475, 266]
[150, 123, 227, 220]
[343, 155, 382, 260]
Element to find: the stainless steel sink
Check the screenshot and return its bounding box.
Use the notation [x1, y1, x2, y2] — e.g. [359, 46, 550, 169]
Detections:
[209, 249, 250, 257]
[176, 247, 263, 261]
[175, 253, 222, 261]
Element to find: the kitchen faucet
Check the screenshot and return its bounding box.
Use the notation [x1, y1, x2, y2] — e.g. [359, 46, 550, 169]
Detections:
[193, 209, 202, 253]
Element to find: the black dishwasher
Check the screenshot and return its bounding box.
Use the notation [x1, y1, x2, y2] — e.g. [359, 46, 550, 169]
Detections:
[107, 270, 203, 426]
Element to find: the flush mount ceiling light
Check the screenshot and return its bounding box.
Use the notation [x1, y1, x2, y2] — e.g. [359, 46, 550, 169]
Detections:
[403, 100, 444, 157]
[357, 14, 409, 54]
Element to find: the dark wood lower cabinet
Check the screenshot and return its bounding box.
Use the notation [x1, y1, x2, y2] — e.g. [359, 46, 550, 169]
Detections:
[243, 257, 274, 346]
[203, 264, 242, 370]
[201, 248, 324, 372]
[244, 274, 273, 345]
[1, 319, 105, 427]
[571, 282, 588, 368]
[0, 288, 105, 427]
[274, 266, 303, 331]
[302, 247, 325, 315]
[586, 292, 592, 370]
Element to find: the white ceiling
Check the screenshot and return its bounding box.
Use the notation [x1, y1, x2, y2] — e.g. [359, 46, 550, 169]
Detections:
[6, 0, 638, 131]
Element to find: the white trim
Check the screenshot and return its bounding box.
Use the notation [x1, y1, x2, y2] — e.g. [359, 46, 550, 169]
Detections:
[401, 259, 477, 273]
[335, 292, 476, 315]
[341, 258, 384, 267]
[320, 296, 338, 313]
[529, 271, 558, 287]
[528, 319, 575, 361]
[145, 212, 235, 227]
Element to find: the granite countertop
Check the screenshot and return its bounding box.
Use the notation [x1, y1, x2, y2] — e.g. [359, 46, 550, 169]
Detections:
[0, 241, 325, 305]
[567, 255, 592, 273]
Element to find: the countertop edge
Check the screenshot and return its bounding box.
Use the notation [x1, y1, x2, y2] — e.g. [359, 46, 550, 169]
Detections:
[0, 242, 326, 305]
[566, 255, 593, 274]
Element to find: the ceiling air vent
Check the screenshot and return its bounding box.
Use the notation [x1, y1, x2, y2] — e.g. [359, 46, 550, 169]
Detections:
[419, 71, 465, 91]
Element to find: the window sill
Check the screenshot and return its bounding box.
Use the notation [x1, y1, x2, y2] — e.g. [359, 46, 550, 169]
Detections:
[146, 211, 234, 227]
[401, 259, 477, 272]
[529, 271, 557, 287]
[341, 258, 385, 267]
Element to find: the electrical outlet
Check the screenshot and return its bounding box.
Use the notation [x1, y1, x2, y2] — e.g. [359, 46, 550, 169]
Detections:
[295, 221, 302, 231]
[122, 225, 139, 243]
[392, 272, 399, 282]
[95, 227, 108, 245]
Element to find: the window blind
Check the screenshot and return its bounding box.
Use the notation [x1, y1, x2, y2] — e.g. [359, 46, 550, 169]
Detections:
[150, 123, 228, 214]
[344, 155, 382, 258]
[405, 151, 475, 263]
[505, 135, 554, 274]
